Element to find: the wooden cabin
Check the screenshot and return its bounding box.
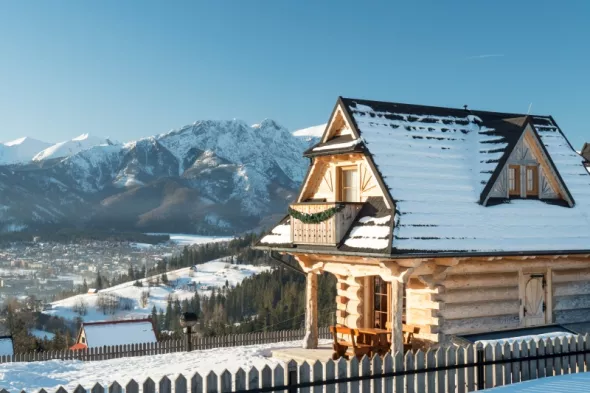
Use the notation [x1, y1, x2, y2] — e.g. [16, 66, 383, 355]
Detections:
[256, 97, 590, 352]
[72, 318, 157, 349]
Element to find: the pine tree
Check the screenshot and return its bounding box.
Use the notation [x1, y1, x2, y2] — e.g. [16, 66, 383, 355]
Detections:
[95, 271, 103, 290]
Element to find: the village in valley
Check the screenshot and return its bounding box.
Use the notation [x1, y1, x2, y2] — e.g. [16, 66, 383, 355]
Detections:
[1, 2, 589, 393]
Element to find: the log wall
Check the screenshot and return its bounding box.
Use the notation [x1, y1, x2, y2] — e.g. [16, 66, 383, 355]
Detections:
[431, 257, 590, 339]
[335, 275, 365, 328]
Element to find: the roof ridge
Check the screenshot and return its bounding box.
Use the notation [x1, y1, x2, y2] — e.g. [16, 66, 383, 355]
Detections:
[83, 318, 152, 326]
[340, 96, 551, 119]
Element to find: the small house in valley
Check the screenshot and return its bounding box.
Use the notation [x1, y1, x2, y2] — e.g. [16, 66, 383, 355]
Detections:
[0, 336, 14, 356]
[256, 97, 590, 353]
[71, 318, 157, 349]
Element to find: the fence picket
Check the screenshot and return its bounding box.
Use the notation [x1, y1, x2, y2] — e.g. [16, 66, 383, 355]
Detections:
[108, 381, 122, 393]
[360, 356, 370, 393]
[372, 355, 382, 393]
[455, 347, 465, 393]
[175, 374, 187, 393]
[435, 347, 445, 392]
[569, 336, 577, 373]
[553, 338, 562, 376]
[529, 340, 538, 381]
[235, 368, 247, 392]
[446, 347, 456, 393]
[382, 354, 393, 393]
[125, 379, 139, 393]
[425, 349, 435, 393]
[511, 342, 521, 383]
[325, 360, 336, 393]
[91, 383, 105, 393]
[159, 376, 171, 393]
[220, 370, 232, 393]
[143, 378, 155, 393]
[248, 367, 260, 391]
[414, 350, 426, 393]
[262, 365, 273, 390]
[73, 384, 85, 393]
[559, 337, 569, 375]
[206, 371, 218, 393]
[484, 345, 493, 390]
[348, 357, 359, 393]
[405, 351, 416, 393]
[502, 342, 511, 386]
[337, 357, 347, 393]
[273, 364, 285, 393]
[312, 360, 324, 393]
[394, 351, 404, 393]
[577, 335, 586, 373]
[191, 372, 203, 393]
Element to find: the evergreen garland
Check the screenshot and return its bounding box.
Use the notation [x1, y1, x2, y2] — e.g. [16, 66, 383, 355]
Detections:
[288, 204, 345, 224]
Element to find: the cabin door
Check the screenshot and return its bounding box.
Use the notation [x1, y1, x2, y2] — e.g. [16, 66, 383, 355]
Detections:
[523, 273, 546, 327]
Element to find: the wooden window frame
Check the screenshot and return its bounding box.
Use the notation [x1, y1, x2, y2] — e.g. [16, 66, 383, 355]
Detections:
[337, 165, 359, 202]
[508, 165, 521, 196]
[526, 165, 539, 196]
[373, 276, 390, 329]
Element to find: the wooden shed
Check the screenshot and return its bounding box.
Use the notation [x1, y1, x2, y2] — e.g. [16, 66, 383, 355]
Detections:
[256, 97, 590, 352]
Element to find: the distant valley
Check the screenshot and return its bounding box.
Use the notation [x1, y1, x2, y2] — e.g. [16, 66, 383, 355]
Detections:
[0, 121, 325, 234]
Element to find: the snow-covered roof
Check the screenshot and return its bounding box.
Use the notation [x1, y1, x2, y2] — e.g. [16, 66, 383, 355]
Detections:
[82, 319, 157, 348]
[259, 97, 590, 256]
[0, 336, 14, 356]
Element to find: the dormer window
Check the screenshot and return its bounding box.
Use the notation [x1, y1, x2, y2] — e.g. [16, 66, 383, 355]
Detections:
[526, 166, 539, 196]
[509, 165, 520, 196]
[508, 165, 539, 198]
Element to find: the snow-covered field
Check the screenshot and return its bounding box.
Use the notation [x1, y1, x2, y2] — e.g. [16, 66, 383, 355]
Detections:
[45, 259, 271, 322]
[0, 340, 331, 392]
[146, 233, 234, 246]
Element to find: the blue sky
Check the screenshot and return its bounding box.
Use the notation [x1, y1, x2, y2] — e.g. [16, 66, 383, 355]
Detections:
[0, 1, 588, 147]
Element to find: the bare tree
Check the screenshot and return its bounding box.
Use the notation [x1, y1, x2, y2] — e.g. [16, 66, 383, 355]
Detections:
[73, 298, 88, 316]
[139, 290, 150, 308]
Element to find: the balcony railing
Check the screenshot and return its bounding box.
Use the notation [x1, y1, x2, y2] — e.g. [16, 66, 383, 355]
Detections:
[290, 202, 363, 246]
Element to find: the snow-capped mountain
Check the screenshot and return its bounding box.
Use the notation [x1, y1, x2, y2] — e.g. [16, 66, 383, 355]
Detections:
[0, 137, 52, 165]
[32, 134, 118, 162]
[0, 120, 318, 234]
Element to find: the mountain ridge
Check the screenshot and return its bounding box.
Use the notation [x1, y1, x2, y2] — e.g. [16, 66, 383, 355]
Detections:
[0, 120, 319, 234]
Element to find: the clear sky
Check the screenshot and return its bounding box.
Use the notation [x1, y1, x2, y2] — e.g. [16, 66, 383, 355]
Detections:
[0, 1, 588, 147]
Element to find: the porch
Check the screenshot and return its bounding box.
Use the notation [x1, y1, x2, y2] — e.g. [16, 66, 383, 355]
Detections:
[296, 255, 432, 358]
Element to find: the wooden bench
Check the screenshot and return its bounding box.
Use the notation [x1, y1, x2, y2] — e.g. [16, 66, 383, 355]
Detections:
[330, 326, 372, 360]
[385, 322, 420, 352]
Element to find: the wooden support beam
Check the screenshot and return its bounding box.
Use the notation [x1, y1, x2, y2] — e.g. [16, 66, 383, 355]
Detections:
[303, 272, 318, 349]
[390, 279, 404, 354]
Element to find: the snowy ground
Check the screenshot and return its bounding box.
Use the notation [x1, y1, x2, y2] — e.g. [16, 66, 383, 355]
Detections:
[487, 372, 590, 391]
[44, 258, 271, 322]
[0, 340, 331, 392]
[146, 233, 234, 246]
[30, 329, 55, 340]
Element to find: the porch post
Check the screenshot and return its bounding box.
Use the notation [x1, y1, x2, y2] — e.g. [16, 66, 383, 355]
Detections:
[390, 279, 404, 354]
[303, 272, 318, 349]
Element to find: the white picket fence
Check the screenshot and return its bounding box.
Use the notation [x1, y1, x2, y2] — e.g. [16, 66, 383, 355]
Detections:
[3, 333, 590, 393]
[0, 327, 332, 364]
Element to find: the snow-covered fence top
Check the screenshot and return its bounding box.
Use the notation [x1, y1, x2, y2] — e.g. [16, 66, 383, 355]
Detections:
[3, 333, 590, 393]
[0, 327, 331, 364]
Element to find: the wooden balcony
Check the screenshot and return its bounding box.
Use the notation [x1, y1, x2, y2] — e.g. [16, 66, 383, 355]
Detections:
[290, 202, 363, 246]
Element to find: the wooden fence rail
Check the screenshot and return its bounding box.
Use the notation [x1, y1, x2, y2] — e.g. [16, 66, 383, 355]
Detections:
[0, 327, 332, 364]
[2, 333, 590, 393]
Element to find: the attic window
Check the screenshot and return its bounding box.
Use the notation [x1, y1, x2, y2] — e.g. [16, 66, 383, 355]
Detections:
[338, 166, 359, 202]
[508, 165, 539, 198]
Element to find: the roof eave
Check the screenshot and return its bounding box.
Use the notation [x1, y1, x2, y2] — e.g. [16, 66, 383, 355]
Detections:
[254, 245, 590, 260]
